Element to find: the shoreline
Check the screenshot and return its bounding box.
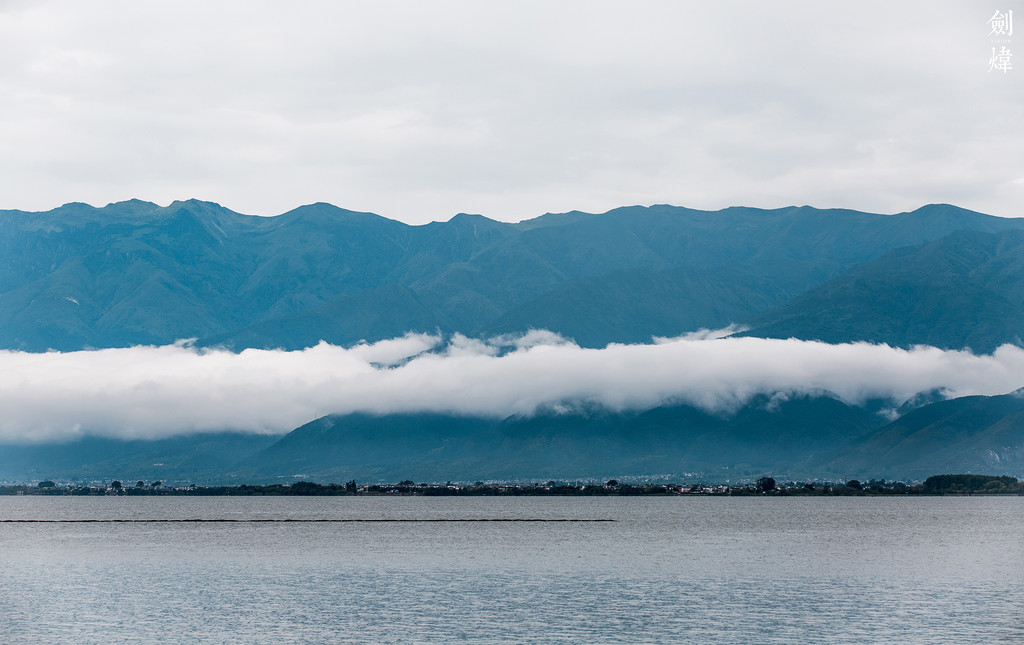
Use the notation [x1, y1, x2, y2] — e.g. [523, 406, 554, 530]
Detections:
[4, 474, 1022, 497]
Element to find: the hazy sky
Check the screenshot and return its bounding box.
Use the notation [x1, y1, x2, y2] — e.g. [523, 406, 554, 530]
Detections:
[3, 332, 1024, 442]
[1, 1, 1021, 223]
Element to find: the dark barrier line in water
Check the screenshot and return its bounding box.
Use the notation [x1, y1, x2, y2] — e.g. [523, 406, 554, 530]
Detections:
[1, 518, 615, 523]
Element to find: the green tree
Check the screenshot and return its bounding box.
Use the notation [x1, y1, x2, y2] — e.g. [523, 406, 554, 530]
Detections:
[110, 480, 123, 490]
[757, 477, 776, 492]
[923, 474, 1018, 493]
[290, 481, 324, 495]
[37, 480, 56, 488]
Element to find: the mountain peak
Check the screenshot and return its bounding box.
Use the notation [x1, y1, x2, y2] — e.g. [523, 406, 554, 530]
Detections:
[905, 203, 990, 218]
[279, 202, 392, 225]
[101, 199, 164, 217]
[513, 209, 600, 230]
[446, 212, 508, 228]
[106, 198, 159, 208]
[167, 198, 224, 210]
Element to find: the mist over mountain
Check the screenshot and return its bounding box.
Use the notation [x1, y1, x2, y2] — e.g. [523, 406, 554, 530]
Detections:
[7, 389, 1022, 484]
[4, 200, 1024, 483]
[241, 388, 1024, 483]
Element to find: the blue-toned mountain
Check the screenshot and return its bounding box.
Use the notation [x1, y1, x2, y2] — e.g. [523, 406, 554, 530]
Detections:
[3, 201, 1021, 351]
[5, 390, 1024, 483]
[232, 394, 881, 482]
[742, 229, 1024, 353]
[832, 389, 1024, 479]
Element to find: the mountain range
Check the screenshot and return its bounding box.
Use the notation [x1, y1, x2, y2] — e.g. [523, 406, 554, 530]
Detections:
[4, 200, 1024, 352]
[3, 200, 1024, 483]
[4, 390, 1023, 484]
[240, 388, 1024, 483]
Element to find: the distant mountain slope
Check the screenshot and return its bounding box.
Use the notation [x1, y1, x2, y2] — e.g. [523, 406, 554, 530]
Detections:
[4, 388, 1024, 483]
[742, 229, 1024, 352]
[2, 200, 1022, 351]
[0, 432, 278, 483]
[833, 390, 1024, 479]
[481, 259, 836, 346]
[199, 283, 442, 350]
[235, 395, 880, 482]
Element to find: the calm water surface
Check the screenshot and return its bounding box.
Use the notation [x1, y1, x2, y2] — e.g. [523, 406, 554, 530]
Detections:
[1, 496, 1022, 643]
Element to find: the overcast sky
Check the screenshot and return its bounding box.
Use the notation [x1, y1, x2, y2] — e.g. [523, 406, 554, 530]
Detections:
[1, 1, 1021, 224]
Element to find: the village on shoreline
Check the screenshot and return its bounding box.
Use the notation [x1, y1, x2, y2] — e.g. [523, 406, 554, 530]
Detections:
[2, 474, 1022, 497]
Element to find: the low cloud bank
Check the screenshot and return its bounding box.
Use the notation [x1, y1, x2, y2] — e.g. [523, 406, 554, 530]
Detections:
[3, 331, 1024, 443]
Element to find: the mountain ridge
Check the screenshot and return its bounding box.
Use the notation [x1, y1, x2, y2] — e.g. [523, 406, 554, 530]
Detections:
[5, 200, 1024, 483]
[4, 200, 1020, 352]
[7, 389, 1023, 484]
[741, 228, 1024, 352]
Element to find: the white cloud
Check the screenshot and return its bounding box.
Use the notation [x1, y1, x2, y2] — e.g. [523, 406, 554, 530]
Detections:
[2, 333, 1023, 443]
[344, 332, 441, 366]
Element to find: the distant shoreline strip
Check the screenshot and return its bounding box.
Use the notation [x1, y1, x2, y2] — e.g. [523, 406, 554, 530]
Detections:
[1, 518, 614, 523]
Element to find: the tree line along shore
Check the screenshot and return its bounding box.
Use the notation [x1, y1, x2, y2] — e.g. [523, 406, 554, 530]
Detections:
[2, 474, 1022, 497]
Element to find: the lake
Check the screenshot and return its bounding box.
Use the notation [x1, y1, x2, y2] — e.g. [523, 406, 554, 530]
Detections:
[1, 496, 1022, 643]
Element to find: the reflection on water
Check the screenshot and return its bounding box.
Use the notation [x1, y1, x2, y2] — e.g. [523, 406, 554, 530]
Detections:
[1, 497, 1022, 643]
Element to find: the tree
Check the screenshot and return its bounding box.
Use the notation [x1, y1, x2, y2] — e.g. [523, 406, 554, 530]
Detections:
[757, 476, 776, 492]
[923, 474, 1017, 493]
[136, 480, 145, 488]
[846, 479, 862, 490]
[290, 481, 324, 496]
[150, 481, 162, 488]
[37, 480, 56, 488]
[110, 480, 123, 490]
